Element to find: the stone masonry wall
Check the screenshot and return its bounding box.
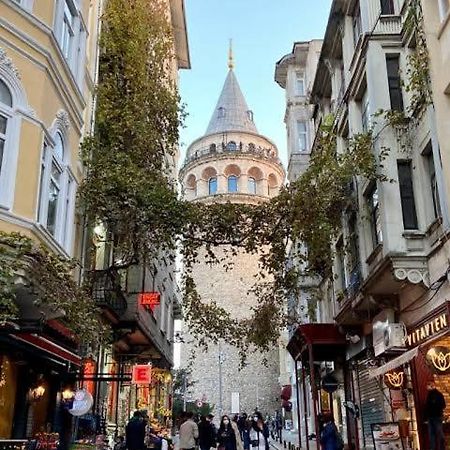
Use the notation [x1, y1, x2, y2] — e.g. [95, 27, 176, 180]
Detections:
[181, 247, 280, 417]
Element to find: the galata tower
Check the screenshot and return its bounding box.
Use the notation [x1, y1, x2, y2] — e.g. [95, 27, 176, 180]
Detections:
[179, 49, 285, 417]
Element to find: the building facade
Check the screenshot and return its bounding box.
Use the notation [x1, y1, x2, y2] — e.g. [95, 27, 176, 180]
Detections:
[179, 58, 285, 417]
[282, 1, 450, 450]
[0, 0, 102, 441]
[274, 39, 322, 433]
[0, 0, 189, 443]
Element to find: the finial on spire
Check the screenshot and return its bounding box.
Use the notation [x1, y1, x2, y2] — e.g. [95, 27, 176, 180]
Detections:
[228, 39, 234, 70]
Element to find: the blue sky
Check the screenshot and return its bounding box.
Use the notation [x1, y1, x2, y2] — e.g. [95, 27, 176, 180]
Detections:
[178, 0, 332, 167]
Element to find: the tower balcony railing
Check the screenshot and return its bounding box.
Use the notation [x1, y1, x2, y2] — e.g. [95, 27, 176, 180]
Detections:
[182, 141, 280, 167]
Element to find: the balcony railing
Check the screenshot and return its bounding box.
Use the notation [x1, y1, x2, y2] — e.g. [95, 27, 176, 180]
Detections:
[183, 141, 280, 167]
[91, 269, 127, 318]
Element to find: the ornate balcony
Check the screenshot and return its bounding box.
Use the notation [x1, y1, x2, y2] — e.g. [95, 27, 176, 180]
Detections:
[91, 269, 127, 319]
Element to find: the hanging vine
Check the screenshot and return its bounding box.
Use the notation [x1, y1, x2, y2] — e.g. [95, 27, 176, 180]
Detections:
[0, 232, 107, 344]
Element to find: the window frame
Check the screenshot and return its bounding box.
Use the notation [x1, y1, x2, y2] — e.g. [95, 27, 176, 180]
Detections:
[295, 71, 305, 96]
[367, 184, 383, 248]
[361, 89, 370, 132]
[297, 121, 308, 152]
[424, 145, 442, 220]
[397, 160, 418, 230]
[208, 177, 217, 195]
[352, 4, 363, 47]
[386, 54, 404, 112]
[248, 177, 257, 195]
[380, 0, 395, 15]
[227, 175, 238, 193]
[37, 130, 76, 252]
[439, 0, 450, 21]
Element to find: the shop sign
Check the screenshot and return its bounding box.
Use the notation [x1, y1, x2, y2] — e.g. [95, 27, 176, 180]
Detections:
[371, 422, 403, 449]
[384, 370, 404, 390]
[68, 389, 93, 416]
[406, 312, 448, 346]
[132, 364, 152, 384]
[426, 346, 450, 374]
[139, 292, 161, 311]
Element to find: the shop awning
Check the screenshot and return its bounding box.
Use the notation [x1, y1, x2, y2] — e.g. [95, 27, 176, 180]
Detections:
[13, 334, 82, 366]
[287, 323, 346, 360]
[368, 346, 419, 379]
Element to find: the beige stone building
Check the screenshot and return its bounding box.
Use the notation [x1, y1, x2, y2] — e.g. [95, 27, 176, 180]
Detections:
[179, 58, 285, 417]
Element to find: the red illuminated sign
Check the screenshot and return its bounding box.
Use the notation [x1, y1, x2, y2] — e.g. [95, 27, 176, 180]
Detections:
[82, 359, 96, 396]
[139, 292, 161, 311]
[132, 365, 152, 384]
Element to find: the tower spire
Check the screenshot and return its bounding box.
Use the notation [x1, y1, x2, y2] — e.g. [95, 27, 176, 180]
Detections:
[228, 39, 234, 70]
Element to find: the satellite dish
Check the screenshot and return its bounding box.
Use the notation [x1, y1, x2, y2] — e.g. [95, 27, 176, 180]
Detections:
[68, 389, 94, 416]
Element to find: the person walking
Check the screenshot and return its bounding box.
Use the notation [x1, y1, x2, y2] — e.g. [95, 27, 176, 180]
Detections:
[198, 414, 216, 450]
[320, 413, 343, 450]
[217, 415, 243, 450]
[425, 381, 446, 450]
[248, 413, 269, 450]
[179, 412, 199, 450]
[126, 411, 146, 450]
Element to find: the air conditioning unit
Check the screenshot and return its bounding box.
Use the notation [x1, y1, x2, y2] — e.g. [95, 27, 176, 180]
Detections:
[373, 309, 407, 356]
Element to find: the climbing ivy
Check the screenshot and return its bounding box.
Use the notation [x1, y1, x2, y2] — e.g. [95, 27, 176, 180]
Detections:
[0, 232, 107, 344]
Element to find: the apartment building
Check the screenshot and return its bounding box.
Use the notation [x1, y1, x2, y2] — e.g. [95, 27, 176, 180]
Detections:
[284, 1, 450, 449]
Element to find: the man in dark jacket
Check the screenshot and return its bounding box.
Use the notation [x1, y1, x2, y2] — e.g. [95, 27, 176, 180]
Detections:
[425, 381, 446, 450]
[198, 414, 216, 450]
[126, 411, 146, 450]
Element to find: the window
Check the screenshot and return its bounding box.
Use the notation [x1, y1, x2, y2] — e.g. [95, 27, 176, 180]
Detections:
[248, 177, 256, 194]
[367, 184, 383, 248]
[38, 131, 75, 250]
[228, 175, 238, 193]
[424, 146, 442, 219]
[226, 141, 237, 151]
[386, 55, 404, 112]
[439, 0, 450, 20]
[397, 161, 418, 229]
[218, 107, 226, 118]
[361, 90, 370, 132]
[347, 212, 361, 294]
[208, 177, 217, 195]
[295, 71, 305, 96]
[209, 143, 216, 153]
[336, 238, 346, 291]
[247, 110, 254, 121]
[380, 0, 395, 14]
[297, 121, 307, 152]
[0, 80, 12, 178]
[61, 1, 75, 60]
[352, 5, 362, 47]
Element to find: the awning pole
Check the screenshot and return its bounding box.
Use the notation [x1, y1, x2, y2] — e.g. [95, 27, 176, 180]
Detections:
[294, 360, 302, 447]
[309, 345, 320, 448]
[301, 363, 310, 450]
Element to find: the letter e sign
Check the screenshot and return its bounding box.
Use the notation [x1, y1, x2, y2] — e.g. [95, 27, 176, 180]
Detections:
[132, 365, 152, 384]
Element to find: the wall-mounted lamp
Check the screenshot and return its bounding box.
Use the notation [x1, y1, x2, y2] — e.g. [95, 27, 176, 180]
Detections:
[62, 387, 75, 402]
[29, 383, 46, 401]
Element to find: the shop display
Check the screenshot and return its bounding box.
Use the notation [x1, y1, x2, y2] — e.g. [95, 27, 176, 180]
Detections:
[371, 422, 404, 450]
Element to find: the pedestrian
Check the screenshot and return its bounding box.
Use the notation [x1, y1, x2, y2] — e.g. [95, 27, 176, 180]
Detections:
[239, 417, 251, 450]
[217, 415, 243, 450]
[249, 412, 269, 450]
[179, 412, 199, 450]
[198, 415, 216, 450]
[319, 413, 343, 450]
[425, 380, 446, 450]
[126, 411, 146, 450]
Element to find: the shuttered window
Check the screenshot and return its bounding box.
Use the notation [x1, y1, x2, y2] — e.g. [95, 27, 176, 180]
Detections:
[398, 161, 418, 229]
[386, 55, 404, 112]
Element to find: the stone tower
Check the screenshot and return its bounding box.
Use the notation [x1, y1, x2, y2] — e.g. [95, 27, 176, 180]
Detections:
[179, 54, 285, 417]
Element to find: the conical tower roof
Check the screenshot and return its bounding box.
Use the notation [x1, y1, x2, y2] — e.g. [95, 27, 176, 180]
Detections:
[205, 69, 258, 135]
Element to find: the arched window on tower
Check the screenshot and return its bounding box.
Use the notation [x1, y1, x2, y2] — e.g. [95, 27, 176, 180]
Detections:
[218, 107, 226, 118]
[209, 177, 217, 195]
[226, 141, 237, 152]
[247, 110, 254, 122]
[228, 175, 238, 193]
[248, 177, 256, 194]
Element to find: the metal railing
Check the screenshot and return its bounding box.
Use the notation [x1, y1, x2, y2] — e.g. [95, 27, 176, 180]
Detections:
[91, 269, 127, 317]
